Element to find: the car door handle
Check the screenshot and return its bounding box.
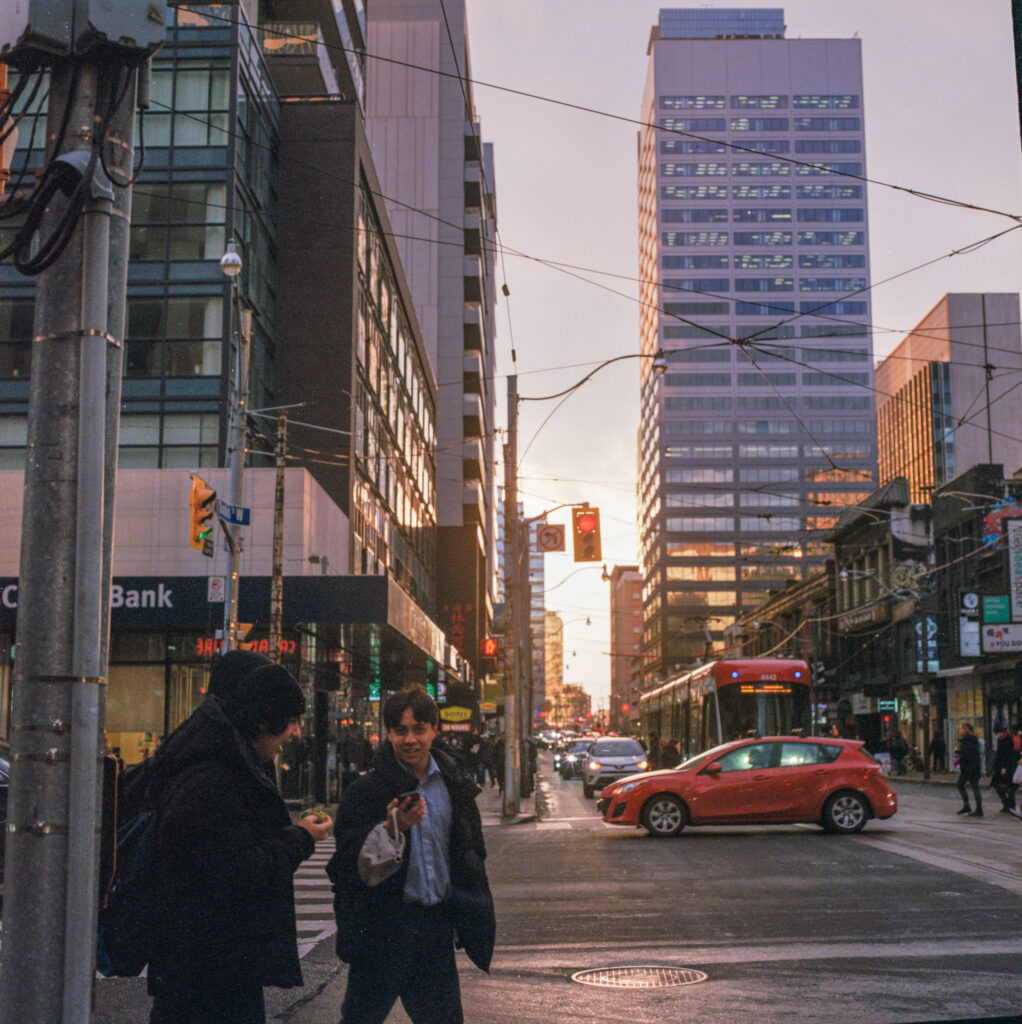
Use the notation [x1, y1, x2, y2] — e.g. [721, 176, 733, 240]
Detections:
[752, 774, 771, 780]
[813, 769, 828, 775]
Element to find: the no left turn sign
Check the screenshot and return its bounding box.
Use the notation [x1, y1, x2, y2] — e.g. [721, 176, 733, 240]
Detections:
[536, 524, 565, 553]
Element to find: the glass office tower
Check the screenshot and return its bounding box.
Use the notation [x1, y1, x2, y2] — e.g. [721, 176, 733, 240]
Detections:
[637, 9, 877, 685]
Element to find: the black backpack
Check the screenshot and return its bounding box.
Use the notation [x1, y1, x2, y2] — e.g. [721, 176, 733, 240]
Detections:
[96, 759, 157, 977]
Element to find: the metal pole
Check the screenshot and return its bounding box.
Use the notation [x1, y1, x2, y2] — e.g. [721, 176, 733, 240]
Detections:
[503, 375, 520, 816]
[0, 57, 134, 1024]
[222, 298, 251, 652]
[270, 411, 287, 662]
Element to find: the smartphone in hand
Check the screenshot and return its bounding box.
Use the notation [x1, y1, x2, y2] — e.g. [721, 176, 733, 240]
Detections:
[397, 790, 420, 806]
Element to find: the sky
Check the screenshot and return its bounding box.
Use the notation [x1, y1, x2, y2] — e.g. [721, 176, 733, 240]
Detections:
[463, 1, 1022, 712]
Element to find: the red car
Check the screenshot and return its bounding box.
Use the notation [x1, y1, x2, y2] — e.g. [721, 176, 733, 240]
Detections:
[598, 736, 896, 837]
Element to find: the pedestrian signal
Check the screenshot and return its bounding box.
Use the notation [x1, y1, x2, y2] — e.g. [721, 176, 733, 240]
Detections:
[189, 475, 217, 555]
[481, 637, 498, 658]
[571, 506, 601, 562]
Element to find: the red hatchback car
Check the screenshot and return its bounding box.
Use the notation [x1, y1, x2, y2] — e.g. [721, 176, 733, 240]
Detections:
[598, 736, 896, 837]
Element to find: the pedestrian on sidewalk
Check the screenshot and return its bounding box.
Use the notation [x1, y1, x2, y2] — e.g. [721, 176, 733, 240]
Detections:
[954, 721, 983, 818]
[929, 729, 947, 774]
[646, 731, 661, 770]
[328, 686, 495, 1024]
[147, 662, 333, 1024]
[491, 732, 506, 793]
[991, 723, 1019, 814]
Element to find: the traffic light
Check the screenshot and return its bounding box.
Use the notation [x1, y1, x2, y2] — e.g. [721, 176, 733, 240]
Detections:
[481, 637, 498, 658]
[189, 475, 217, 555]
[571, 506, 601, 562]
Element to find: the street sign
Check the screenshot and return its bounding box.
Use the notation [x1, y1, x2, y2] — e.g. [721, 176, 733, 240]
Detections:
[217, 499, 250, 526]
[207, 576, 225, 603]
[536, 523, 565, 553]
[982, 623, 1022, 653]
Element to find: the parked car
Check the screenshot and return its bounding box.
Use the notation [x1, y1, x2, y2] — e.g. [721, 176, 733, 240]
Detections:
[558, 738, 594, 780]
[597, 736, 897, 837]
[582, 737, 648, 798]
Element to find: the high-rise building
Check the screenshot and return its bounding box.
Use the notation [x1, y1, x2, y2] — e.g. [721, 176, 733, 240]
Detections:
[637, 8, 877, 685]
[365, 0, 500, 678]
[876, 294, 1022, 502]
[608, 565, 643, 732]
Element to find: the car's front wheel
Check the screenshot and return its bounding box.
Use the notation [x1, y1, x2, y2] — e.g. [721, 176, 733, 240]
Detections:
[822, 791, 868, 834]
[641, 794, 687, 837]
[582, 781, 595, 798]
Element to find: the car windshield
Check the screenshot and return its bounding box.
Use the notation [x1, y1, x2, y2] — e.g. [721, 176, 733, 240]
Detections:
[674, 741, 739, 771]
[590, 740, 644, 758]
[567, 741, 591, 754]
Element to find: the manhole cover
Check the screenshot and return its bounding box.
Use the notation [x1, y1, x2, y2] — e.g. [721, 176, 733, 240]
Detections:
[571, 966, 708, 989]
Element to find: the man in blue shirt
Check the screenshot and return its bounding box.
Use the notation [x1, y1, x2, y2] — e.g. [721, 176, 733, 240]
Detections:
[329, 687, 494, 1024]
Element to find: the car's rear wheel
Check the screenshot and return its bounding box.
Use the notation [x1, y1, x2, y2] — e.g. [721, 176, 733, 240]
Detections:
[582, 781, 595, 798]
[641, 794, 686, 837]
[822, 791, 868, 834]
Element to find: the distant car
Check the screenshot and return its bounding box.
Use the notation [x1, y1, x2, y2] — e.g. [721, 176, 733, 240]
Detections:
[597, 736, 897, 837]
[582, 737, 648, 798]
[558, 739, 593, 780]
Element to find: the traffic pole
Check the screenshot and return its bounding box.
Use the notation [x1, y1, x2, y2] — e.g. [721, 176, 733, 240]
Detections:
[0, 56, 137, 1024]
[503, 375, 521, 816]
[269, 411, 287, 662]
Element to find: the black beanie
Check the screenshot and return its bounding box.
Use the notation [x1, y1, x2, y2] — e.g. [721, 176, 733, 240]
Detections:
[225, 663, 305, 739]
[208, 649, 272, 701]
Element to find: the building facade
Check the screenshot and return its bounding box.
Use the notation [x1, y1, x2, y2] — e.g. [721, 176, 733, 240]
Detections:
[876, 293, 1022, 503]
[365, 0, 500, 676]
[637, 7, 877, 686]
[0, 2, 465, 802]
[608, 565, 643, 733]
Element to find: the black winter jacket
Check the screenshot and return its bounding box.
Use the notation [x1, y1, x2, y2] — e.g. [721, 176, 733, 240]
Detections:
[148, 697, 314, 996]
[327, 739, 494, 972]
[956, 732, 982, 781]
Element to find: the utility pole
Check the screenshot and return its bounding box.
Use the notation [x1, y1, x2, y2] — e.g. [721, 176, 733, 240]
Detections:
[0, 57, 138, 1024]
[220, 243, 250, 653]
[270, 411, 287, 662]
[503, 375, 521, 815]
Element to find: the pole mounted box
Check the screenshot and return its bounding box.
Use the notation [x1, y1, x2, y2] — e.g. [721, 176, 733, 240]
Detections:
[0, 0, 164, 69]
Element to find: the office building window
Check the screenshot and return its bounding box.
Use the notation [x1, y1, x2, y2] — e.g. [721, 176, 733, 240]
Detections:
[795, 140, 861, 154]
[662, 419, 733, 435]
[736, 301, 795, 315]
[733, 184, 791, 199]
[737, 419, 797, 434]
[661, 184, 729, 200]
[730, 118, 789, 131]
[739, 516, 801, 532]
[797, 208, 864, 222]
[798, 231, 864, 246]
[734, 254, 793, 269]
[734, 231, 792, 246]
[664, 278, 730, 292]
[800, 324, 867, 337]
[665, 444, 733, 459]
[666, 491, 734, 507]
[802, 396, 871, 410]
[794, 95, 859, 109]
[666, 467, 734, 483]
[739, 444, 799, 458]
[663, 372, 732, 387]
[732, 161, 790, 176]
[802, 371, 870, 386]
[130, 182, 227, 262]
[666, 517, 734, 532]
[795, 162, 862, 176]
[0, 299, 33, 378]
[662, 255, 730, 269]
[661, 140, 727, 154]
[796, 184, 863, 200]
[738, 397, 787, 410]
[799, 301, 867, 315]
[663, 327, 731, 343]
[739, 140, 790, 154]
[659, 207, 728, 222]
[660, 117, 726, 132]
[799, 253, 866, 269]
[660, 96, 726, 109]
[794, 118, 861, 131]
[662, 232, 729, 247]
[735, 278, 794, 292]
[665, 396, 733, 411]
[734, 208, 792, 223]
[731, 95, 788, 109]
[799, 277, 867, 292]
[661, 162, 728, 176]
[802, 348, 870, 362]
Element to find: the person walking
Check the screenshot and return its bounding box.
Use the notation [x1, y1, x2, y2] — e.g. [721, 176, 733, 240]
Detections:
[645, 732, 661, 770]
[328, 686, 494, 1024]
[929, 730, 947, 774]
[991, 723, 1020, 814]
[660, 737, 680, 768]
[954, 722, 983, 818]
[147, 662, 333, 1024]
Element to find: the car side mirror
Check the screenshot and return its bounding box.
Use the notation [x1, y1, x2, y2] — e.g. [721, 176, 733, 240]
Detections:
[703, 762, 722, 775]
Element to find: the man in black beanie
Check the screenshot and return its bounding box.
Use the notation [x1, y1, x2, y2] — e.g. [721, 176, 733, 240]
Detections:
[208, 649, 272, 702]
[148, 662, 332, 1024]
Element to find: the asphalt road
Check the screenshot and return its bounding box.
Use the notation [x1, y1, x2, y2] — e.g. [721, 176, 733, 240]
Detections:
[88, 752, 1022, 1023]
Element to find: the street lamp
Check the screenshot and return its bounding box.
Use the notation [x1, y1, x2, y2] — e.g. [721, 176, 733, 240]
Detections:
[220, 239, 250, 653]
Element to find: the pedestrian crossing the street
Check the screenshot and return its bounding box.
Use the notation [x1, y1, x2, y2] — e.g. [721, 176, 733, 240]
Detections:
[294, 838, 337, 958]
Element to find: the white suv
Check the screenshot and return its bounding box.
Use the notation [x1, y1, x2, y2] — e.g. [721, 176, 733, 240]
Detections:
[582, 737, 649, 798]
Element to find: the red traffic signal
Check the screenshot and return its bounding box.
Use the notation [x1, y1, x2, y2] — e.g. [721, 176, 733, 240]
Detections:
[481, 637, 498, 658]
[571, 506, 602, 562]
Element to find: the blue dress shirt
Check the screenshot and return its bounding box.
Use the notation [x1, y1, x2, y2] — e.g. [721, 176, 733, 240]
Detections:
[402, 754, 453, 906]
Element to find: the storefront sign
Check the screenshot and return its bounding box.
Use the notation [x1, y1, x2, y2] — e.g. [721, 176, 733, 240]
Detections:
[959, 591, 980, 657]
[479, 701, 497, 712]
[981, 623, 1022, 653]
[1010, 520, 1022, 621]
[915, 613, 939, 673]
[837, 602, 890, 634]
[440, 706, 472, 723]
[982, 500, 1022, 548]
[984, 595, 1010, 624]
